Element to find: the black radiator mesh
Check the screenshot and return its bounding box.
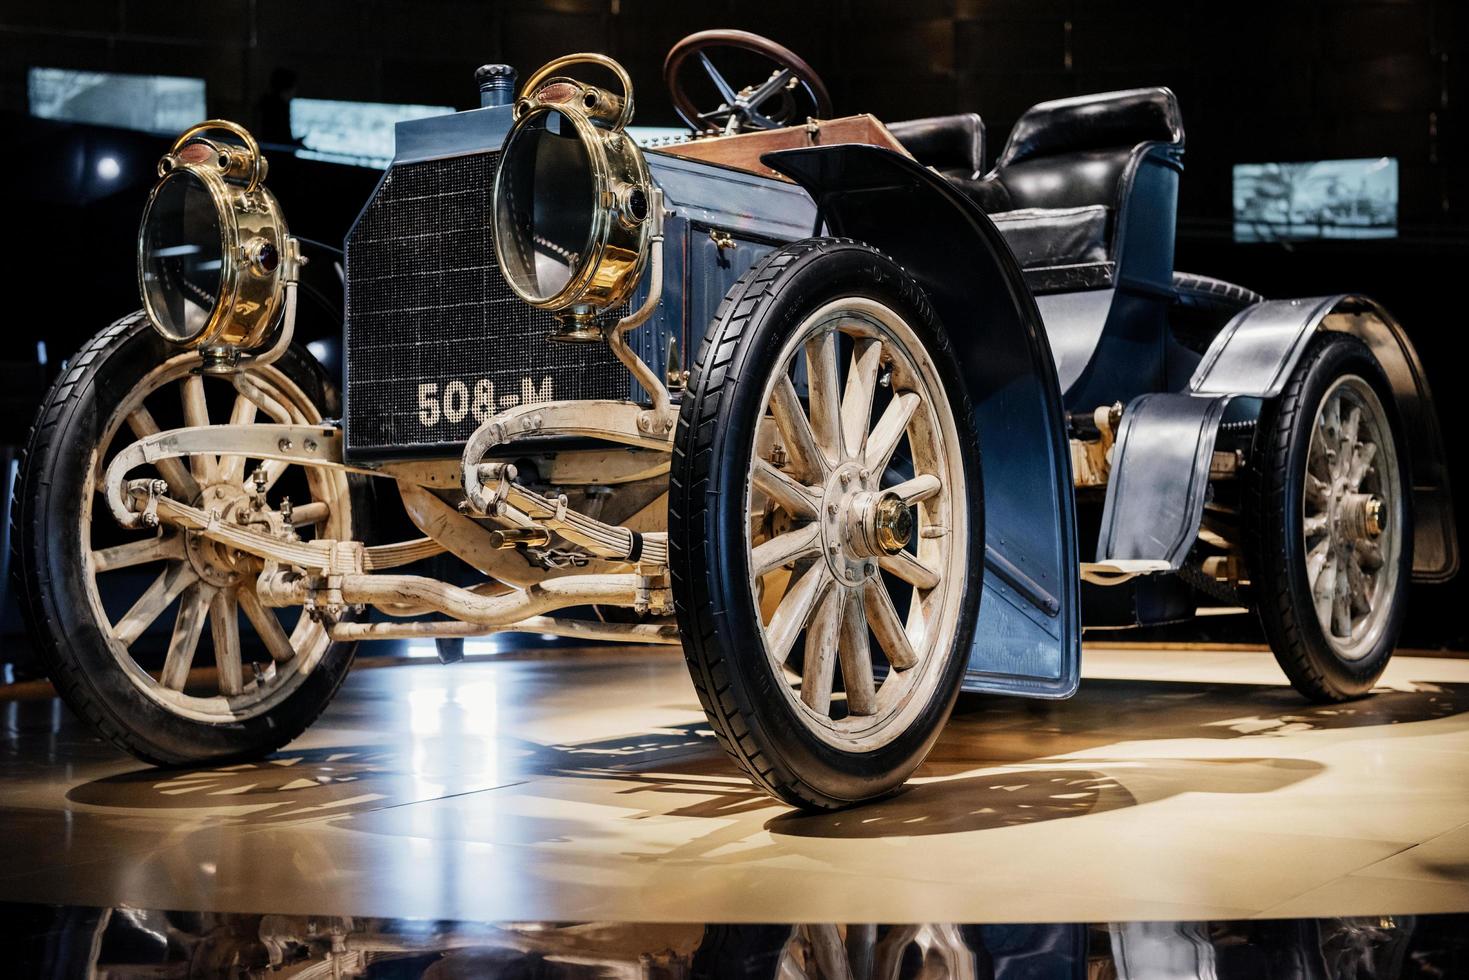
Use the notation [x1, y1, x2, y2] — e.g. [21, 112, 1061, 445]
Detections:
[344, 151, 628, 458]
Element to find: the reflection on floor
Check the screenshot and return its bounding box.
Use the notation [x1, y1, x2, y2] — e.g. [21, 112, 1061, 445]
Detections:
[1, 646, 1468, 924]
[5, 911, 1467, 978]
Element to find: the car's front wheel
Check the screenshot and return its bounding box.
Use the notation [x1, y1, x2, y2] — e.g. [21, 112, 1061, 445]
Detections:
[669, 239, 983, 810]
[13, 312, 364, 765]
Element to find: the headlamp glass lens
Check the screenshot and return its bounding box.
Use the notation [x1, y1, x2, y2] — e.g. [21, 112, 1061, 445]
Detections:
[140, 171, 224, 341]
[495, 109, 596, 304]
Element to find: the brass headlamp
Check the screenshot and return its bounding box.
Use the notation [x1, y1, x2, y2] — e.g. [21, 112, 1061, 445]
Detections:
[492, 54, 656, 341]
[137, 120, 299, 354]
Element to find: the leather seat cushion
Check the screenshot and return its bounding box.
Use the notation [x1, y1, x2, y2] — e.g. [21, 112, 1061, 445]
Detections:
[888, 113, 985, 180]
[950, 149, 1130, 219]
[987, 205, 1112, 268]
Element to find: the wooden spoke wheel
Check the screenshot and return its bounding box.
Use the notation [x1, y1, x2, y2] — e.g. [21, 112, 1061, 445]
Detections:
[14, 313, 363, 765]
[1248, 333, 1412, 702]
[747, 295, 965, 750]
[670, 239, 983, 810]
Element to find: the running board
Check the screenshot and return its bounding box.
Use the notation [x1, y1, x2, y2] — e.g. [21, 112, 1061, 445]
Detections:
[1080, 559, 1172, 586]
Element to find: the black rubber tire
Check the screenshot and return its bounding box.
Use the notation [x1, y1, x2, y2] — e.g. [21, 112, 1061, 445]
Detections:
[1171, 271, 1263, 314]
[668, 238, 983, 810]
[12, 312, 364, 766]
[1246, 333, 1412, 702]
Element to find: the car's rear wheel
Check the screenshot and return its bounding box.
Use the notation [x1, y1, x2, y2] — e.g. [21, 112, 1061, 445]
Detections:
[13, 312, 363, 765]
[669, 239, 983, 810]
[1248, 332, 1411, 701]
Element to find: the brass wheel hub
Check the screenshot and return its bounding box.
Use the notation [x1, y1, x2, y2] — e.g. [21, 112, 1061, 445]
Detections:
[1336, 491, 1386, 545]
[873, 493, 914, 554]
[817, 463, 918, 586]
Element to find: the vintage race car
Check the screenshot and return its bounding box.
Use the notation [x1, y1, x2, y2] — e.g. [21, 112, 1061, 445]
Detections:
[15, 31, 1457, 809]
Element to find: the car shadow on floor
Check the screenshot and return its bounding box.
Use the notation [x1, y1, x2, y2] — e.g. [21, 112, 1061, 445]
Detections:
[59, 678, 1464, 830]
[765, 756, 1322, 839]
[947, 677, 1467, 740]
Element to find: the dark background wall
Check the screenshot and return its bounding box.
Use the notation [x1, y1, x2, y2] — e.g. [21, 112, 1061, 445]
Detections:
[1, 0, 1465, 647]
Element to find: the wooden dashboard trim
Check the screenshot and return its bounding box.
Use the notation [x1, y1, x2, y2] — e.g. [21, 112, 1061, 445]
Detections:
[646, 114, 912, 182]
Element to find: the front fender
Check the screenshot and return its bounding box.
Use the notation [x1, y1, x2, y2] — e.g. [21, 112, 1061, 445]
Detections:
[1193, 295, 1457, 582]
[764, 143, 1080, 699]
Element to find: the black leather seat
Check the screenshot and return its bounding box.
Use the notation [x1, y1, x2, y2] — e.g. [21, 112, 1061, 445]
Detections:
[888, 113, 986, 180]
[955, 88, 1185, 292]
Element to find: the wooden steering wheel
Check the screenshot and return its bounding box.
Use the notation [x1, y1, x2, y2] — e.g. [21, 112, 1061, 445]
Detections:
[664, 29, 833, 135]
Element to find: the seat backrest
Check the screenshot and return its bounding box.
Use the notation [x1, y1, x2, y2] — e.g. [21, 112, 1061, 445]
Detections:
[969, 87, 1183, 215]
[888, 113, 986, 180]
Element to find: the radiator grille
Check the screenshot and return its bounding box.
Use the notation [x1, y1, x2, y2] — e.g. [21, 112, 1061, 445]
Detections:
[344, 151, 628, 459]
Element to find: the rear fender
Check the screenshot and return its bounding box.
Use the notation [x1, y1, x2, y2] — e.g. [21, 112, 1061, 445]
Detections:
[1100, 295, 1457, 582]
[765, 143, 1081, 698]
[1193, 295, 1456, 582]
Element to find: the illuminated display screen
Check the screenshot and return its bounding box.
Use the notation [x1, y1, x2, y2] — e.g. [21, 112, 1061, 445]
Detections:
[290, 98, 455, 168]
[28, 67, 206, 133]
[1234, 157, 1398, 242]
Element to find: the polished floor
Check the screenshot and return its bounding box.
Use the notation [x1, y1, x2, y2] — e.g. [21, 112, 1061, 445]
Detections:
[1, 644, 1467, 923]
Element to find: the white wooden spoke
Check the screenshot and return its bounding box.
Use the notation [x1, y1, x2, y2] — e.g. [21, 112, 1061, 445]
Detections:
[766, 562, 830, 665]
[180, 375, 218, 483]
[863, 577, 919, 670]
[239, 585, 296, 663]
[1346, 555, 1372, 615]
[752, 458, 818, 521]
[1313, 410, 1341, 478]
[880, 548, 941, 591]
[771, 376, 827, 483]
[217, 394, 259, 484]
[1303, 513, 1329, 538]
[840, 338, 883, 460]
[92, 533, 184, 573]
[114, 562, 198, 648]
[752, 523, 822, 577]
[891, 473, 942, 506]
[837, 587, 877, 715]
[802, 583, 843, 713]
[1306, 538, 1332, 591]
[1341, 405, 1362, 457]
[864, 391, 919, 478]
[286, 500, 332, 527]
[1331, 561, 1352, 636]
[160, 581, 213, 690]
[1322, 396, 1342, 444]
[1312, 551, 1338, 628]
[1347, 441, 1378, 490]
[804, 330, 843, 468]
[126, 406, 200, 502]
[1305, 472, 1330, 509]
[209, 589, 244, 696]
[258, 459, 290, 494]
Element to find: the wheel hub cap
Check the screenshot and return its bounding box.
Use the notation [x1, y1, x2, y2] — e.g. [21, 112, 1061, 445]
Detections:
[819, 461, 879, 586]
[185, 483, 254, 588]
